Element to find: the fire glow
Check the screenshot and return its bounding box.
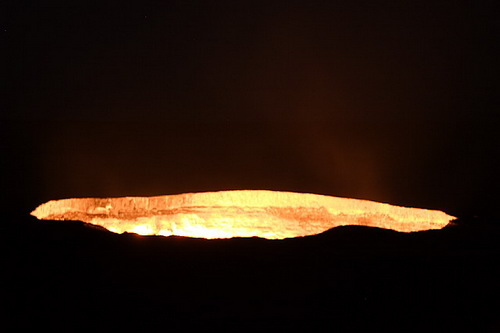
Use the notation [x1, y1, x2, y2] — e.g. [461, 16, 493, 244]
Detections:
[31, 190, 455, 239]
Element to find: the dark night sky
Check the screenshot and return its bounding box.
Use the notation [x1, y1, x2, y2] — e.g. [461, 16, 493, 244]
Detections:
[1, 0, 498, 218]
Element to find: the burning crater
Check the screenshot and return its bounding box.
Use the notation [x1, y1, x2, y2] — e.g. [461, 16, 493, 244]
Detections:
[31, 190, 455, 239]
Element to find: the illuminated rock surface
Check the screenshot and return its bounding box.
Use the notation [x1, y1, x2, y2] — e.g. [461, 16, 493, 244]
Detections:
[31, 190, 455, 239]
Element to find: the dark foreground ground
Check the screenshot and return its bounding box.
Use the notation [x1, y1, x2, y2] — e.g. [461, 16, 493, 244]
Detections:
[4, 214, 499, 332]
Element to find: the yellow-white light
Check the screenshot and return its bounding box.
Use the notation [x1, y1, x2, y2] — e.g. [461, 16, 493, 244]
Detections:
[31, 190, 455, 239]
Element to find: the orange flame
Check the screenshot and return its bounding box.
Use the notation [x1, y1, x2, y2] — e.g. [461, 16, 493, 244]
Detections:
[31, 190, 455, 239]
